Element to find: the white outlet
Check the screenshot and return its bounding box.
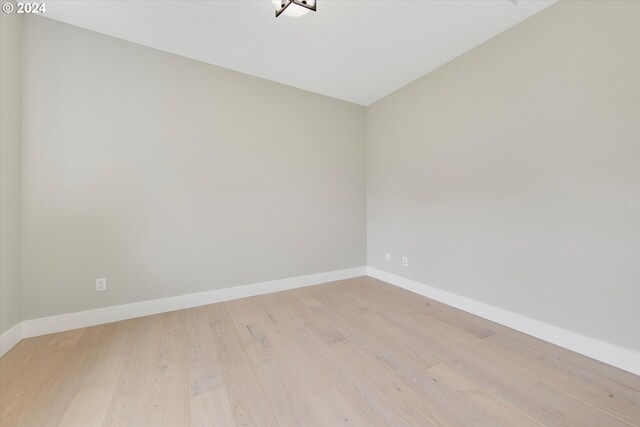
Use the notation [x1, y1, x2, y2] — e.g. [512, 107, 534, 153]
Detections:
[402, 257, 408, 267]
[385, 253, 391, 262]
[96, 278, 106, 291]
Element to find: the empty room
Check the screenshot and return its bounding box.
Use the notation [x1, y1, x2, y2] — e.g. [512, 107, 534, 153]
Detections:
[1, 0, 639, 426]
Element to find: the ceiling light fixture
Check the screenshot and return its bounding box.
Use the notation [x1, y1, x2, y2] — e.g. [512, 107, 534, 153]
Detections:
[272, 0, 316, 18]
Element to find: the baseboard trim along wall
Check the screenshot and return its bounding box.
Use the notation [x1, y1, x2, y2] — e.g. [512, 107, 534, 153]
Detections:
[4, 265, 638, 376]
[367, 267, 640, 376]
[0, 322, 22, 357]
[0, 266, 367, 357]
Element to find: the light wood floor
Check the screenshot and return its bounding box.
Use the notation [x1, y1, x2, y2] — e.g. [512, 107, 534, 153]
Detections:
[1, 277, 639, 427]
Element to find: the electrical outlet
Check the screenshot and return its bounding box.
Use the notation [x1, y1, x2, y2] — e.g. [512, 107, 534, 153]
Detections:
[402, 257, 408, 267]
[385, 253, 391, 262]
[96, 278, 106, 291]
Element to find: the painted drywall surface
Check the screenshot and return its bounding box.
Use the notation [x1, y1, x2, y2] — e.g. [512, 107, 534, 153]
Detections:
[0, 7, 22, 335]
[367, 1, 640, 351]
[21, 16, 366, 320]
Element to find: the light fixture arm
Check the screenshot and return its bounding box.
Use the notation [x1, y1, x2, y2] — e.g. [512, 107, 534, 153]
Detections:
[275, 0, 316, 17]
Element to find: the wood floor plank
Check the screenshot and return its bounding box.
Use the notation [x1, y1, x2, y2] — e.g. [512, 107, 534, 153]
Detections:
[288, 287, 324, 308]
[271, 292, 346, 345]
[224, 295, 269, 331]
[183, 306, 235, 427]
[146, 311, 191, 427]
[422, 363, 540, 426]
[188, 386, 236, 427]
[227, 294, 334, 397]
[0, 336, 52, 392]
[405, 309, 640, 427]
[206, 302, 279, 426]
[330, 277, 640, 425]
[306, 285, 442, 368]
[405, 304, 636, 402]
[56, 322, 131, 427]
[271, 291, 446, 426]
[262, 293, 407, 425]
[1, 277, 638, 426]
[236, 321, 313, 426]
[331, 278, 494, 341]
[364, 277, 639, 392]
[528, 382, 634, 427]
[352, 277, 496, 338]
[486, 332, 640, 403]
[315, 280, 635, 427]
[285, 289, 444, 394]
[504, 334, 640, 394]
[288, 290, 538, 426]
[11, 326, 110, 427]
[0, 328, 88, 427]
[410, 312, 640, 424]
[309, 283, 616, 427]
[304, 386, 369, 427]
[324, 337, 446, 426]
[103, 315, 164, 427]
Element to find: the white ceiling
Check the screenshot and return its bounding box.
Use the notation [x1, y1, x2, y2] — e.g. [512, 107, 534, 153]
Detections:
[42, 0, 556, 106]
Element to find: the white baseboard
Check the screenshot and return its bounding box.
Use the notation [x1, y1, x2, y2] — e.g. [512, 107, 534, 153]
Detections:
[5, 265, 638, 376]
[0, 322, 23, 357]
[367, 267, 640, 376]
[0, 266, 366, 357]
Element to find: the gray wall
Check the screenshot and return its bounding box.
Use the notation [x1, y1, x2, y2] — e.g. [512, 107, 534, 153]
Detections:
[0, 7, 22, 335]
[21, 16, 366, 320]
[367, 0, 640, 351]
[11, 2, 640, 356]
